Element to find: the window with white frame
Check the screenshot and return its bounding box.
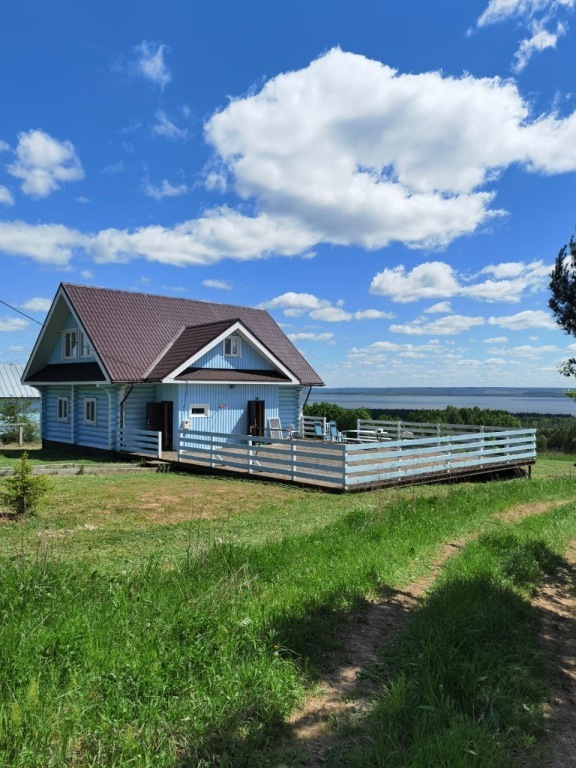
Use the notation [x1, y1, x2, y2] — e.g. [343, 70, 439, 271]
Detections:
[57, 397, 69, 423]
[63, 329, 78, 359]
[78, 329, 92, 358]
[223, 336, 241, 357]
[84, 397, 97, 426]
[189, 404, 210, 417]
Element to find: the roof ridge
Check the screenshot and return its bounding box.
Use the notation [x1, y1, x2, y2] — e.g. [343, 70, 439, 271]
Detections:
[62, 283, 269, 314]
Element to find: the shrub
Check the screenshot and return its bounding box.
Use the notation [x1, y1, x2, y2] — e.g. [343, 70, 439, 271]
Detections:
[1, 452, 50, 516]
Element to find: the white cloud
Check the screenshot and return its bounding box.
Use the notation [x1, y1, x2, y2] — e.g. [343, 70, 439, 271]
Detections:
[142, 177, 188, 200]
[514, 22, 565, 71]
[152, 110, 189, 141]
[488, 309, 557, 329]
[0, 220, 86, 266]
[202, 279, 232, 290]
[425, 301, 452, 314]
[133, 41, 171, 89]
[76, 196, 90, 204]
[7, 130, 84, 198]
[353, 309, 395, 320]
[20, 297, 51, 312]
[288, 332, 334, 341]
[390, 315, 485, 336]
[0, 140, 10, 152]
[484, 335, 508, 342]
[309, 306, 352, 322]
[80, 269, 94, 279]
[0, 317, 29, 332]
[6, 50, 576, 268]
[370, 259, 549, 303]
[0, 186, 14, 206]
[102, 161, 125, 174]
[259, 292, 331, 315]
[475, 1, 573, 70]
[259, 291, 393, 322]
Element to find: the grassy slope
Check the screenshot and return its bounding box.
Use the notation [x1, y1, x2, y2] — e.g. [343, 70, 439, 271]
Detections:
[0, 453, 574, 766]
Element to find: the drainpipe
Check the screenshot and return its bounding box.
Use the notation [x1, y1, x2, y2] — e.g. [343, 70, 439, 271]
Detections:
[119, 383, 135, 429]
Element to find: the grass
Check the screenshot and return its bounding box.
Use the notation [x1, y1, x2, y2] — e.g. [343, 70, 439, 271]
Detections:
[325, 504, 576, 767]
[0, 450, 574, 765]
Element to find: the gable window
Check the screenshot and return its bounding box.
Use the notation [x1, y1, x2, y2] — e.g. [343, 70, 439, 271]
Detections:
[79, 329, 92, 358]
[189, 404, 210, 417]
[84, 397, 97, 426]
[63, 329, 77, 359]
[57, 397, 69, 423]
[224, 336, 241, 357]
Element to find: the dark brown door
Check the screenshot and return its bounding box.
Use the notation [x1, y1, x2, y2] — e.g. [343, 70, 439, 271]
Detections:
[247, 400, 265, 437]
[146, 401, 173, 450]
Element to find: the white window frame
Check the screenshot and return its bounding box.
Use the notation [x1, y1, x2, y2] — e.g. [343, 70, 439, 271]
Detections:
[189, 404, 210, 418]
[63, 329, 78, 360]
[57, 396, 69, 423]
[79, 329, 92, 358]
[223, 336, 241, 357]
[84, 397, 97, 426]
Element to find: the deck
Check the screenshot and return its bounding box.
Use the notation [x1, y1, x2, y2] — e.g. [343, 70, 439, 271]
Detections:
[171, 421, 537, 492]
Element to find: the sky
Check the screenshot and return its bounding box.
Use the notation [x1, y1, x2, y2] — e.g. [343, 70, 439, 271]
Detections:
[1, 0, 576, 389]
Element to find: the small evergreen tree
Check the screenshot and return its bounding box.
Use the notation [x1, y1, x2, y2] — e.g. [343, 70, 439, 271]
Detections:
[1, 452, 50, 516]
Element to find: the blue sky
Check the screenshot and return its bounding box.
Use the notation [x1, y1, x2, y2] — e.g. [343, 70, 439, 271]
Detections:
[1, 0, 576, 388]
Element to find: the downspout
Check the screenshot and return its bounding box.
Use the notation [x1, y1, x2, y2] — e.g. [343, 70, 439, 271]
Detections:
[302, 386, 313, 409]
[119, 383, 135, 428]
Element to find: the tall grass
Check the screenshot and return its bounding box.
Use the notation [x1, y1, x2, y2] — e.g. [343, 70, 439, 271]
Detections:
[0, 476, 574, 765]
[332, 503, 576, 767]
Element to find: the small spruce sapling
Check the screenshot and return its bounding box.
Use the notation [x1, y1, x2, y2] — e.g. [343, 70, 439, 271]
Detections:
[1, 452, 50, 516]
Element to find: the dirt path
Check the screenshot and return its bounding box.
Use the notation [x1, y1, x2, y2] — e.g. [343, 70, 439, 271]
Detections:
[533, 539, 576, 768]
[287, 500, 571, 767]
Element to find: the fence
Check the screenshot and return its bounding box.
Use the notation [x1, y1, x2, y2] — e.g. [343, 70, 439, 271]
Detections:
[177, 427, 536, 490]
[117, 428, 162, 458]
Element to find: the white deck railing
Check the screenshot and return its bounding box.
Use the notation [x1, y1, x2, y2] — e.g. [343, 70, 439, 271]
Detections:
[177, 427, 536, 490]
[118, 428, 162, 458]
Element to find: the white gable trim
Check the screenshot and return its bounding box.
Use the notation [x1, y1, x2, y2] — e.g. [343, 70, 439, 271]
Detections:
[22, 284, 111, 385]
[163, 321, 299, 384]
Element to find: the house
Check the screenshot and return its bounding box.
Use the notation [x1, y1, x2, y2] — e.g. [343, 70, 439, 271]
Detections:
[22, 283, 324, 454]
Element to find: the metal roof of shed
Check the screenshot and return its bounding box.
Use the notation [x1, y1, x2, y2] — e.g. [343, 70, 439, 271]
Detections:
[0, 364, 40, 399]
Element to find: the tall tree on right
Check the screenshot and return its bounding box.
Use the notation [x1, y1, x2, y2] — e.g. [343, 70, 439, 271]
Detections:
[549, 235, 576, 401]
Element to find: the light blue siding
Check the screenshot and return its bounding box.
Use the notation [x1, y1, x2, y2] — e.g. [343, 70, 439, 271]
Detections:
[121, 383, 157, 432]
[40, 385, 74, 443]
[75, 386, 112, 450]
[194, 339, 275, 371]
[279, 386, 304, 430]
[47, 309, 96, 364]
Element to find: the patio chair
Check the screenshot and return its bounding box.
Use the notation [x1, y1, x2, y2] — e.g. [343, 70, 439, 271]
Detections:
[267, 418, 284, 440]
[313, 422, 325, 439]
[328, 421, 341, 441]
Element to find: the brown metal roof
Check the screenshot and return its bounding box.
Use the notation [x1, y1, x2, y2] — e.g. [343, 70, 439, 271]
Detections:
[26, 362, 106, 383]
[145, 320, 238, 380]
[175, 368, 291, 383]
[61, 284, 324, 386]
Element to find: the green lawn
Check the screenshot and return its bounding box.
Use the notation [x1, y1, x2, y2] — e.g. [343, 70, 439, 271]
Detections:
[0, 450, 574, 766]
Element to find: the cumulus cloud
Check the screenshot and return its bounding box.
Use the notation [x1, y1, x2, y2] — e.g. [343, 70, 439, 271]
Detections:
[142, 177, 188, 200]
[133, 41, 171, 89]
[287, 332, 334, 341]
[0, 221, 86, 266]
[390, 314, 485, 336]
[202, 279, 232, 290]
[0, 186, 14, 206]
[487, 309, 558, 329]
[152, 111, 190, 141]
[370, 259, 549, 303]
[513, 22, 566, 71]
[259, 291, 393, 322]
[0, 317, 29, 332]
[476, 0, 573, 27]
[20, 297, 51, 312]
[425, 301, 452, 314]
[4, 50, 576, 267]
[7, 130, 84, 198]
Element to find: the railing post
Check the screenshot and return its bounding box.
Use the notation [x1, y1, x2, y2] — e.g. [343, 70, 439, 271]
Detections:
[397, 421, 402, 440]
[210, 434, 215, 469]
[446, 435, 452, 471]
[342, 444, 347, 490]
[291, 440, 297, 481]
[18, 425, 24, 446]
[248, 437, 253, 475]
[157, 431, 162, 459]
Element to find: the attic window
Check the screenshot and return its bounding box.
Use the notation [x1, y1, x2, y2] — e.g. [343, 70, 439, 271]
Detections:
[79, 329, 92, 358]
[63, 330, 77, 359]
[224, 336, 241, 357]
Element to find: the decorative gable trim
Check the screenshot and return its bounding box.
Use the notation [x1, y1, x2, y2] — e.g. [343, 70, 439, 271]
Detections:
[163, 321, 299, 384]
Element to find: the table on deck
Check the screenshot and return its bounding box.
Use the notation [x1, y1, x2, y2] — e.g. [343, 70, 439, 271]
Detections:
[340, 429, 392, 443]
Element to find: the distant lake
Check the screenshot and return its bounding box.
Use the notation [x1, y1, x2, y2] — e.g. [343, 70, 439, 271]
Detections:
[308, 387, 576, 416]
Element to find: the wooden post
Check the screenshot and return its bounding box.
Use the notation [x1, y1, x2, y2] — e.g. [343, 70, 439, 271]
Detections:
[18, 424, 24, 446]
[291, 440, 297, 482]
[248, 437, 253, 475]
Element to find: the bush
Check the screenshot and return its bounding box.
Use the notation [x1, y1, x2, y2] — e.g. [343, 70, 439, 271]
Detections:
[304, 401, 372, 432]
[0, 398, 40, 444]
[1, 452, 50, 516]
